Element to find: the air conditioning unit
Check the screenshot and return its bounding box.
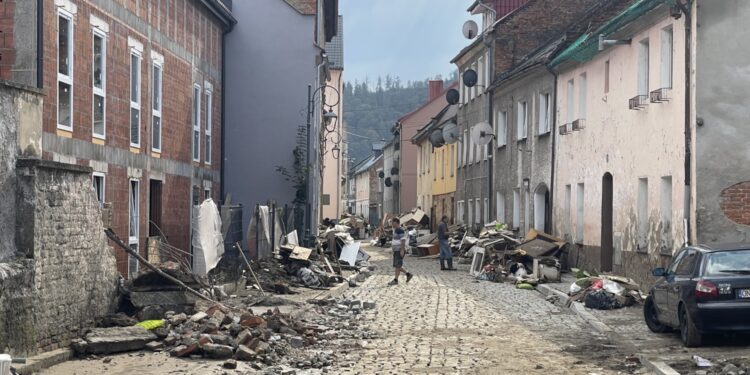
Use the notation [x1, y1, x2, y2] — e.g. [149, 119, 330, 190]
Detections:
[558, 123, 571, 135]
[650, 87, 672, 103]
[571, 119, 586, 131]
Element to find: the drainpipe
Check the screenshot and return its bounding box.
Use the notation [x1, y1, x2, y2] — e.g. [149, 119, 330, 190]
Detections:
[546, 65, 559, 234]
[36, 0, 43, 89]
[681, 1, 693, 245]
[220, 28, 228, 202]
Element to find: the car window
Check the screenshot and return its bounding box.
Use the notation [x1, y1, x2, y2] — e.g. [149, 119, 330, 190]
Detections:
[704, 250, 750, 276]
[667, 249, 687, 274]
[675, 250, 698, 276]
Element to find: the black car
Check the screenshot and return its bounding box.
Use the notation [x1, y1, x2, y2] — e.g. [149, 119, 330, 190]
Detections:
[644, 244, 750, 347]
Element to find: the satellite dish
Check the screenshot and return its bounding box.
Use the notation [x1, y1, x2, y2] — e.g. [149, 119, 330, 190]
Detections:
[429, 129, 445, 148]
[390, 167, 399, 175]
[378, 170, 385, 178]
[471, 122, 494, 146]
[446, 89, 460, 105]
[385, 177, 392, 187]
[463, 20, 479, 40]
[442, 123, 460, 144]
[463, 69, 478, 88]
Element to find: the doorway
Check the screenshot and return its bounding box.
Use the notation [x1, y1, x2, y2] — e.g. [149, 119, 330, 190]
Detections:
[149, 179, 163, 237]
[534, 184, 551, 233]
[601, 173, 614, 272]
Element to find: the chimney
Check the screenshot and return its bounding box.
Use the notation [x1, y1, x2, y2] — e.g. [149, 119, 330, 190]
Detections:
[428, 80, 444, 102]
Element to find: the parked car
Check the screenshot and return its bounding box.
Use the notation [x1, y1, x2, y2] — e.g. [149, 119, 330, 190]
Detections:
[644, 244, 750, 346]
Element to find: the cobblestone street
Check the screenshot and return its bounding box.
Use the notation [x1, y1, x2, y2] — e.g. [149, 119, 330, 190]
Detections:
[328, 245, 624, 374]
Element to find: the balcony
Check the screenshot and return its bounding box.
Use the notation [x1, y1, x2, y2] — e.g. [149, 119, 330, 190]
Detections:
[558, 123, 571, 136]
[650, 87, 672, 103]
[571, 119, 586, 131]
[629, 95, 649, 110]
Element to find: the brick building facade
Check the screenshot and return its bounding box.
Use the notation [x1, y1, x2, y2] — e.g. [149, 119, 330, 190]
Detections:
[1, 0, 234, 277]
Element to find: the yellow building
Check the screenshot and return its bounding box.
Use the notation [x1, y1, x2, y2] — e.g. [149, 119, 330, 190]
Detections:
[411, 105, 458, 229]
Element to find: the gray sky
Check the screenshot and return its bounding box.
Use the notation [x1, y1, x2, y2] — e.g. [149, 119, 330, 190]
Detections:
[339, 0, 481, 86]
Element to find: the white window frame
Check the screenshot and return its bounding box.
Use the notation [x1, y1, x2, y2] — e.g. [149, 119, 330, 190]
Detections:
[475, 199, 481, 225]
[129, 179, 140, 245]
[576, 183, 585, 244]
[566, 79, 575, 124]
[661, 26, 673, 89]
[92, 172, 105, 206]
[538, 93, 550, 135]
[471, 62, 478, 100]
[205, 86, 213, 164]
[57, 10, 74, 131]
[496, 110, 507, 147]
[496, 192, 505, 223]
[450, 144, 454, 177]
[193, 84, 202, 162]
[513, 189, 520, 229]
[578, 73, 587, 120]
[151, 58, 163, 153]
[477, 56, 484, 95]
[129, 50, 142, 148]
[638, 38, 650, 96]
[457, 200, 465, 224]
[517, 101, 528, 140]
[483, 198, 489, 224]
[92, 29, 107, 139]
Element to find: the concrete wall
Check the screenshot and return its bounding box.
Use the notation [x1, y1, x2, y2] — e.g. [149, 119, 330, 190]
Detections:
[695, 0, 750, 243]
[492, 67, 554, 235]
[224, 0, 316, 231]
[553, 12, 687, 282]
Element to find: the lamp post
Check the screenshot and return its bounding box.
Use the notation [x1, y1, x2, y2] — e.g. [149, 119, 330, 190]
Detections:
[304, 83, 341, 247]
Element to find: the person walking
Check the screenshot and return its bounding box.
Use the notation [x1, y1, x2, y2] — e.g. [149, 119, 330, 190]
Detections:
[388, 218, 413, 286]
[438, 216, 455, 270]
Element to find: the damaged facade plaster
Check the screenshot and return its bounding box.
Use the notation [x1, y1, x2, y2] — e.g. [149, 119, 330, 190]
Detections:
[552, 8, 687, 287]
[0, 82, 118, 356]
[694, 0, 750, 243]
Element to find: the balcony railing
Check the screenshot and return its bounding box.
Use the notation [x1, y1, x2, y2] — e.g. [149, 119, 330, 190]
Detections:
[558, 123, 571, 136]
[650, 87, 672, 103]
[572, 119, 586, 131]
[629, 95, 649, 110]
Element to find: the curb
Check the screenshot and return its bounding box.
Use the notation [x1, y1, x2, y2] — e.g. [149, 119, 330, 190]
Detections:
[639, 356, 681, 375]
[14, 348, 73, 375]
[536, 284, 613, 334]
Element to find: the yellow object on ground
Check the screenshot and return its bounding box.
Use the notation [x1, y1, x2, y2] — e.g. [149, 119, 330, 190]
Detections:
[135, 319, 165, 330]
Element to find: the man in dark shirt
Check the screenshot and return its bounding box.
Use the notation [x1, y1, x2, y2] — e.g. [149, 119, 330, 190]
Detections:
[437, 215, 455, 270]
[388, 218, 413, 286]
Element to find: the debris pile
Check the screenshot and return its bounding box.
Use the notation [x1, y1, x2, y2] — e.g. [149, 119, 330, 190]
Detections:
[567, 269, 644, 310]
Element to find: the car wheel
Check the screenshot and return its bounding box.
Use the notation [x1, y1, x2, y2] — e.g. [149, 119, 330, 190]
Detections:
[679, 305, 703, 347]
[643, 297, 671, 333]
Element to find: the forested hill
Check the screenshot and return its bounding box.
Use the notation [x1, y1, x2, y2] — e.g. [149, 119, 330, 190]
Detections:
[343, 74, 456, 165]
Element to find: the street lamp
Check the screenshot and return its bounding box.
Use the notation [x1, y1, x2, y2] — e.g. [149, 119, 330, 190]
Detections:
[304, 84, 341, 247]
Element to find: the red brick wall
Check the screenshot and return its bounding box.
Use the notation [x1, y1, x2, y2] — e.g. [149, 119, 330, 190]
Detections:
[34, 0, 225, 277]
[0, 0, 15, 80]
[720, 182, 750, 226]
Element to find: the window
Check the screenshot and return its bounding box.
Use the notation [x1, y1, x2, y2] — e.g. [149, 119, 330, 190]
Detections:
[468, 130, 475, 164]
[661, 26, 673, 89]
[496, 192, 505, 223]
[638, 178, 649, 251]
[576, 183, 584, 244]
[517, 101, 528, 140]
[496, 110, 507, 147]
[92, 31, 106, 138]
[524, 190, 530, 234]
[192, 85, 201, 162]
[458, 138, 463, 167]
[464, 130, 470, 165]
[130, 52, 141, 147]
[482, 141, 488, 161]
[604, 60, 610, 94]
[457, 200, 465, 224]
[459, 72, 465, 105]
[661, 176, 673, 252]
[674, 250, 698, 275]
[475, 199, 481, 225]
[474, 129, 480, 163]
[441, 148, 445, 179]
[638, 39, 650, 96]
[129, 178, 140, 270]
[450, 145, 454, 177]
[152, 62, 163, 152]
[578, 73, 587, 119]
[513, 189, 520, 229]
[564, 185, 572, 237]
[205, 89, 213, 164]
[566, 79, 575, 123]
[483, 198, 489, 224]
[471, 62, 478, 100]
[92, 173, 105, 206]
[477, 57, 484, 94]
[468, 199, 474, 225]
[485, 51, 491, 88]
[57, 13, 73, 130]
[204, 188, 211, 200]
[539, 93, 551, 134]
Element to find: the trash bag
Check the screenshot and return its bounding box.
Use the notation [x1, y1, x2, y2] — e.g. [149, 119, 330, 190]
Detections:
[569, 282, 582, 294]
[584, 290, 621, 310]
[602, 278, 626, 295]
[297, 267, 322, 287]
